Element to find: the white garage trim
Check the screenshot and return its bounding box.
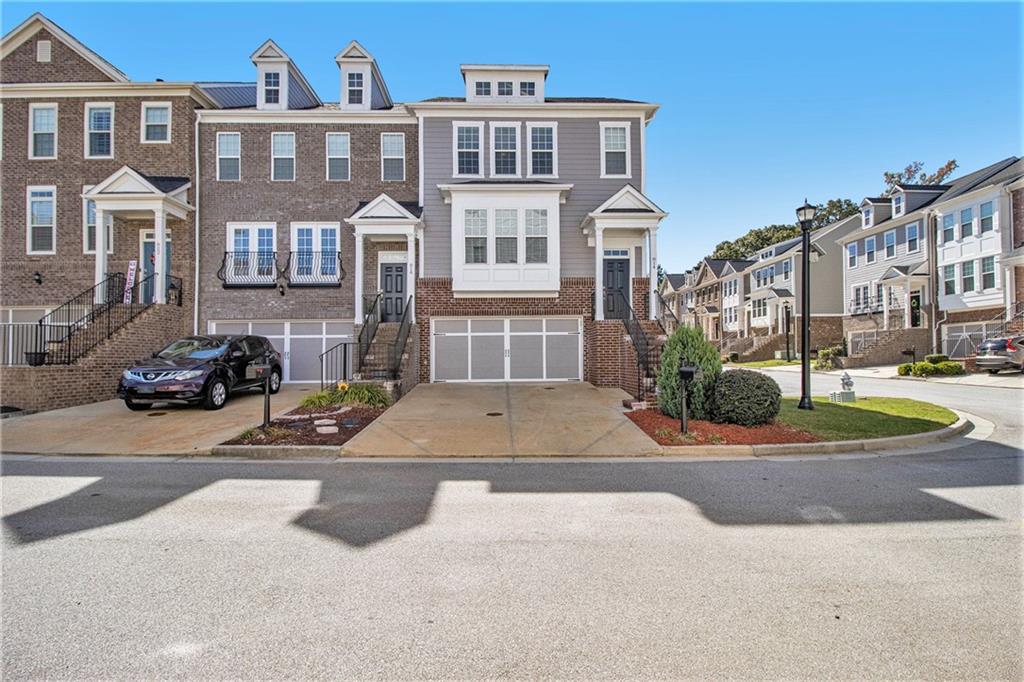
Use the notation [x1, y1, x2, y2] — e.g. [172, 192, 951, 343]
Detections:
[207, 318, 354, 383]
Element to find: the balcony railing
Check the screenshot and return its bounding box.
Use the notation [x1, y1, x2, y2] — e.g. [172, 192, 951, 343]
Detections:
[848, 295, 902, 316]
[285, 251, 344, 287]
[217, 251, 279, 288]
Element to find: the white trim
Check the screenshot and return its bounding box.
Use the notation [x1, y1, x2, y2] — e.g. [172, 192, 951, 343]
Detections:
[883, 229, 897, 260]
[376, 250, 409, 292]
[417, 114, 424, 206]
[905, 221, 921, 254]
[140, 101, 172, 144]
[83, 101, 114, 159]
[195, 108, 415, 125]
[26, 185, 56, 255]
[380, 131, 406, 182]
[216, 131, 241, 181]
[0, 13, 130, 82]
[28, 102, 57, 160]
[325, 131, 351, 181]
[81, 184, 112, 255]
[270, 131, 295, 182]
[347, 192, 422, 224]
[289, 222, 342, 285]
[452, 120, 484, 179]
[525, 121, 558, 179]
[226, 222, 276, 252]
[488, 121, 521, 179]
[865, 236, 876, 264]
[138, 227, 173, 271]
[599, 121, 631, 179]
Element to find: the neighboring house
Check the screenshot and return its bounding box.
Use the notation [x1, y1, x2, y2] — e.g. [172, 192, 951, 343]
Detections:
[689, 258, 731, 343]
[717, 259, 753, 339]
[658, 271, 686, 327]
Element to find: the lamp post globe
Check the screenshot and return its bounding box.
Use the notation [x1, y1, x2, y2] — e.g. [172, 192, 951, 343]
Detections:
[795, 199, 817, 410]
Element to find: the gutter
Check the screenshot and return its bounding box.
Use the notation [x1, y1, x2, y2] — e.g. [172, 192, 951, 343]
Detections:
[927, 209, 943, 353]
[193, 110, 201, 335]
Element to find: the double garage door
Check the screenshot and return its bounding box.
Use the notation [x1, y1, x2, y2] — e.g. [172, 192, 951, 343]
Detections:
[207, 320, 353, 383]
[432, 317, 582, 382]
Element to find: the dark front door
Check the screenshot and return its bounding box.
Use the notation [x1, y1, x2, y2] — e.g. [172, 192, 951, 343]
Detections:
[380, 262, 406, 322]
[909, 291, 922, 327]
[603, 258, 630, 320]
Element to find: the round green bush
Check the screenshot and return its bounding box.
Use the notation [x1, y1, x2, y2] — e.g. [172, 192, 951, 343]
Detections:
[711, 369, 781, 426]
[657, 326, 721, 421]
[910, 362, 941, 377]
[936, 360, 965, 376]
[925, 354, 949, 365]
[897, 363, 913, 376]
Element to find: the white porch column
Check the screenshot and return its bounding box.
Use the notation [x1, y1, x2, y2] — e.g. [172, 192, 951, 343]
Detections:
[354, 230, 364, 322]
[767, 302, 774, 335]
[93, 207, 109, 303]
[406, 230, 416, 322]
[904, 280, 912, 329]
[1005, 266, 1014, 319]
[882, 283, 890, 329]
[743, 305, 749, 336]
[648, 227, 658, 320]
[153, 208, 167, 304]
[594, 227, 605, 321]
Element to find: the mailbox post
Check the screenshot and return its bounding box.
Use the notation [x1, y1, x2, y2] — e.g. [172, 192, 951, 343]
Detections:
[677, 365, 701, 434]
[248, 363, 272, 429]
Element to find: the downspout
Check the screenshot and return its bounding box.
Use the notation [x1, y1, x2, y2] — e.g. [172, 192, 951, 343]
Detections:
[927, 209, 944, 354]
[192, 110, 201, 335]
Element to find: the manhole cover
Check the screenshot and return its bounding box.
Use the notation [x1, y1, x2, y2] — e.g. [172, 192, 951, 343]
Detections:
[486, 412, 503, 417]
[146, 412, 167, 417]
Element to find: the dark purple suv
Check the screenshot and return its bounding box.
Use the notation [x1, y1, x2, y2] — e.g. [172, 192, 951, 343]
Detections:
[118, 335, 282, 411]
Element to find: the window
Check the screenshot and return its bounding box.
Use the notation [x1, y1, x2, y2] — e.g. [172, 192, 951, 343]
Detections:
[326, 132, 350, 181]
[865, 237, 876, 264]
[141, 103, 170, 143]
[454, 123, 483, 177]
[228, 223, 276, 283]
[600, 122, 630, 177]
[782, 259, 791, 280]
[475, 81, 491, 96]
[862, 208, 872, 227]
[876, 283, 884, 306]
[216, 132, 240, 181]
[525, 209, 548, 264]
[36, 40, 51, 62]
[291, 223, 341, 282]
[264, 72, 280, 104]
[527, 123, 556, 177]
[942, 213, 955, 242]
[981, 256, 996, 289]
[520, 81, 535, 96]
[495, 209, 518, 264]
[753, 299, 767, 318]
[498, 81, 513, 96]
[27, 186, 56, 254]
[847, 243, 857, 268]
[906, 222, 920, 253]
[960, 208, 973, 238]
[491, 124, 520, 177]
[347, 72, 363, 105]
[85, 104, 113, 158]
[943, 265, 956, 295]
[980, 201, 994, 233]
[961, 260, 975, 292]
[83, 187, 112, 254]
[271, 132, 295, 181]
[381, 132, 405, 181]
[29, 103, 57, 159]
[464, 209, 487, 264]
[884, 230, 896, 259]
[893, 194, 903, 216]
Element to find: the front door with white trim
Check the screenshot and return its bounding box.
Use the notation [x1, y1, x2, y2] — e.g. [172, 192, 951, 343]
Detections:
[140, 229, 172, 304]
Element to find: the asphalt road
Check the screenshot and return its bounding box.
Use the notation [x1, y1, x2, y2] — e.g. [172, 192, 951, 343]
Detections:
[2, 374, 1021, 680]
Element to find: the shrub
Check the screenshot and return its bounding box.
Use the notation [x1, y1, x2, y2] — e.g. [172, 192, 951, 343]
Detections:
[657, 326, 721, 421]
[341, 383, 392, 407]
[298, 389, 344, 409]
[910, 362, 941, 377]
[813, 345, 844, 371]
[711, 369, 781, 426]
[925, 354, 949, 365]
[728, 352, 739, 363]
[936, 360, 965, 376]
[897, 363, 913, 376]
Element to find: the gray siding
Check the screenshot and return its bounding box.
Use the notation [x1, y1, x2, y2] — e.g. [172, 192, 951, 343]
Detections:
[421, 115, 644, 277]
[287, 68, 318, 110]
[842, 216, 929, 305]
[371, 74, 387, 110]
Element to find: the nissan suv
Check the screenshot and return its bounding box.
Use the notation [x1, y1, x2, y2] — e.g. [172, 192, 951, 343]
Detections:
[118, 335, 282, 411]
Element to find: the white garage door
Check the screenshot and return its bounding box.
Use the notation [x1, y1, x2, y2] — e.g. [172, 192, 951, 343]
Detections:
[208, 320, 354, 383]
[431, 317, 582, 382]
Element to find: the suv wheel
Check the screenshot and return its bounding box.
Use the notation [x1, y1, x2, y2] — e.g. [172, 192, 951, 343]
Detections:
[124, 398, 150, 411]
[203, 378, 228, 410]
[268, 368, 282, 395]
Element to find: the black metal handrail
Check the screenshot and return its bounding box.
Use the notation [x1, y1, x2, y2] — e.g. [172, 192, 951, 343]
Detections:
[39, 272, 125, 329]
[285, 251, 345, 287]
[319, 340, 355, 390]
[217, 251, 280, 288]
[848, 294, 902, 315]
[609, 288, 661, 398]
[657, 290, 679, 327]
[358, 292, 383, 370]
[391, 294, 414, 377]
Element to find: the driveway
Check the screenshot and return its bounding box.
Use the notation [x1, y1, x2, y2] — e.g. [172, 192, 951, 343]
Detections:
[0, 385, 309, 456]
[343, 382, 660, 457]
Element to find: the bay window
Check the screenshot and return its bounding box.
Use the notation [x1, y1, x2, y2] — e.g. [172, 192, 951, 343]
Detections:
[495, 209, 518, 264]
[961, 260, 975, 292]
[943, 265, 956, 295]
[942, 214, 955, 242]
[525, 209, 548, 264]
[981, 256, 996, 289]
[85, 103, 113, 158]
[960, 208, 973, 238]
[980, 202, 994, 232]
[464, 209, 487, 264]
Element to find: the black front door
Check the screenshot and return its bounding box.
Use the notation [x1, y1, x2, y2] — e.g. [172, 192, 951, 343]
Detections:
[380, 262, 406, 322]
[603, 258, 630, 320]
[909, 291, 922, 327]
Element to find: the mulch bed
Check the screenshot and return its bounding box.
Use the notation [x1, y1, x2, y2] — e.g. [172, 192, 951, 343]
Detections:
[223, 406, 386, 446]
[627, 409, 820, 446]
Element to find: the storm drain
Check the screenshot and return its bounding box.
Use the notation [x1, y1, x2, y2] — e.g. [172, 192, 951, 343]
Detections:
[146, 412, 167, 417]
[486, 412, 503, 417]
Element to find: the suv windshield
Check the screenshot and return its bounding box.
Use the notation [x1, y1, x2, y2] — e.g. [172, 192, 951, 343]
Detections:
[156, 338, 228, 360]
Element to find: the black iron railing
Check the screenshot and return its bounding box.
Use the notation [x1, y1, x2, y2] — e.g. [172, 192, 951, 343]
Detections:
[39, 272, 124, 328]
[610, 289, 660, 398]
[285, 251, 344, 287]
[319, 340, 355, 390]
[358, 292, 383, 370]
[217, 251, 279, 288]
[656, 290, 678, 331]
[391, 295, 414, 377]
[848, 295, 902, 316]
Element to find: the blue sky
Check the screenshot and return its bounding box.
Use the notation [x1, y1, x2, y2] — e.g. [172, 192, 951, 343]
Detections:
[5, 2, 1020, 271]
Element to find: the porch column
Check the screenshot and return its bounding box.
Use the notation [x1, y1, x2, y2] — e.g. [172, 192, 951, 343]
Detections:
[406, 230, 416, 322]
[648, 227, 658, 320]
[882, 283, 890, 329]
[1006, 266, 1015, 319]
[354, 230, 364, 322]
[767, 302, 774, 335]
[93, 207, 109, 303]
[904, 279, 912, 329]
[594, 227, 605, 321]
[153, 208, 167, 304]
[743, 305, 749, 336]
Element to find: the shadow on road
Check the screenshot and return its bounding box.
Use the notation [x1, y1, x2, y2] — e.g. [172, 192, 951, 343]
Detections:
[3, 440, 1020, 547]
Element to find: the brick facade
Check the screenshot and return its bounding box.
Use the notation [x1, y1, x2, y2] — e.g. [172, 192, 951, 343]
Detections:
[0, 27, 116, 84]
[1012, 188, 1024, 248]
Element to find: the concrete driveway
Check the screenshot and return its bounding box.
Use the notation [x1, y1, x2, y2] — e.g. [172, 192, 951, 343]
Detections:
[0, 385, 309, 456]
[342, 382, 660, 457]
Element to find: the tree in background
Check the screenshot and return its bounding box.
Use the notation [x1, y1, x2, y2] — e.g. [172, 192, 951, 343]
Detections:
[812, 198, 859, 229]
[710, 197, 858, 260]
[882, 159, 958, 196]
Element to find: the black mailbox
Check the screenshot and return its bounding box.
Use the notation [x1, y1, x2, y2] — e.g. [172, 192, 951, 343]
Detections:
[247, 363, 272, 380]
[677, 365, 702, 434]
[678, 366, 701, 384]
[900, 347, 917, 364]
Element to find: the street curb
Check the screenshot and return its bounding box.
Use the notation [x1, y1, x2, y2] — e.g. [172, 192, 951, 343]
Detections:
[208, 444, 342, 459]
[658, 411, 971, 457]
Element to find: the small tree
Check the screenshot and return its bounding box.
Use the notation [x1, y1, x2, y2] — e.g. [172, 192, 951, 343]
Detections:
[657, 326, 721, 421]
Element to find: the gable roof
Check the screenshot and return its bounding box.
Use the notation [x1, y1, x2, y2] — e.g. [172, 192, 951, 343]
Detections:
[249, 38, 322, 108]
[347, 193, 422, 222]
[665, 273, 686, 289]
[0, 12, 129, 82]
[335, 40, 394, 110]
[589, 184, 666, 216]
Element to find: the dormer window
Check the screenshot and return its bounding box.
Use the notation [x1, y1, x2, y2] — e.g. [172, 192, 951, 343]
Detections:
[264, 72, 281, 104]
[520, 81, 535, 96]
[498, 81, 513, 96]
[475, 81, 491, 96]
[347, 72, 363, 105]
[862, 207, 873, 227]
[893, 194, 903, 216]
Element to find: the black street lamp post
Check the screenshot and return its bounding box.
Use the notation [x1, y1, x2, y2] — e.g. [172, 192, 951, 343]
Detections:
[795, 200, 818, 410]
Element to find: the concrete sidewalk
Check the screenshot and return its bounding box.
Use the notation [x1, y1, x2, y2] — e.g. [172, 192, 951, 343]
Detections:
[765, 363, 1024, 389]
[0, 385, 309, 456]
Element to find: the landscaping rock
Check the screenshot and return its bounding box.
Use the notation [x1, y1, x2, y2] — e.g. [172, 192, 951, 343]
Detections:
[314, 419, 336, 426]
[316, 426, 339, 434]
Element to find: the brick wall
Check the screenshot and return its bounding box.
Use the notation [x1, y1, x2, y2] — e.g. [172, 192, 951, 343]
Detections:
[632, 277, 650, 319]
[0, 28, 117, 83]
[1016, 266, 1024, 308]
[1012, 188, 1024, 248]
[196, 121, 418, 329]
[944, 307, 1004, 324]
[0, 303, 185, 412]
[838, 328, 932, 368]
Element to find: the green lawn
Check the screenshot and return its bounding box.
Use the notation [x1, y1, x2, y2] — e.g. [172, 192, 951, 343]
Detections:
[731, 359, 800, 369]
[777, 396, 957, 441]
